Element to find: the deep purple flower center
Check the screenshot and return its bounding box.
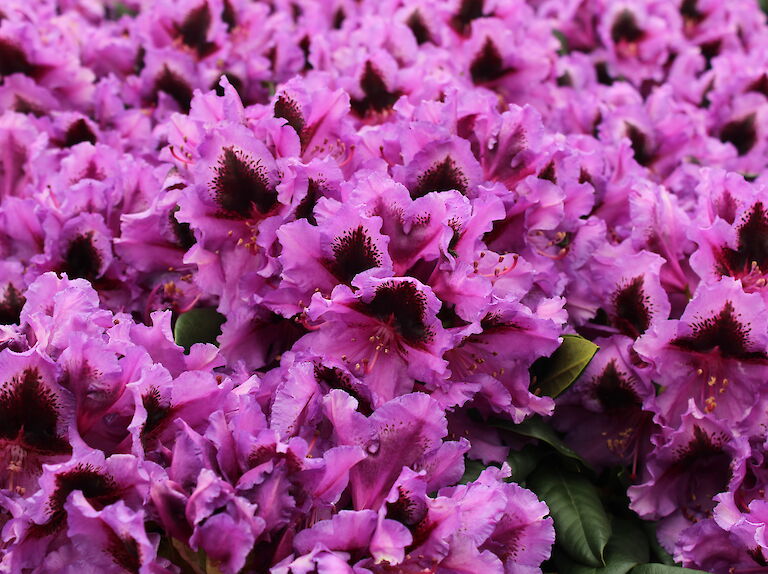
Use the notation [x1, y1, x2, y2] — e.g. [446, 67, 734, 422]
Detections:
[362, 282, 432, 345]
[470, 38, 507, 84]
[64, 233, 102, 282]
[406, 11, 431, 45]
[176, 3, 216, 58]
[106, 532, 142, 573]
[0, 368, 70, 455]
[29, 463, 120, 536]
[670, 426, 731, 510]
[411, 156, 468, 198]
[592, 360, 642, 410]
[0, 284, 24, 325]
[451, 0, 484, 36]
[386, 486, 427, 526]
[612, 276, 652, 338]
[720, 114, 757, 156]
[747, 74, 768, 98]
[141, 387, 173, 442]
[274, 94, 306, 143]
[0, 39, 39, 78]
[350, 61, 400, 116]
[63, 119, 97, 148]
[719, 201, 768, 275]
[314, 365, 372, 415]
[154, 66, 193, 113]
[671, 301, 768, 360]
[211, 146, 278, 218]
[538, 161, 557, 184]
[625, 123, 655, 166]
[329, 225, 382, 283]
[611, 10, 645, 44]
[169, 206, 196, 250]
[294, 179, 322, 225]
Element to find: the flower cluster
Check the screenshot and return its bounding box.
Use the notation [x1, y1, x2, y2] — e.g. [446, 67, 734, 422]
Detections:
[2, 0, 768, 571]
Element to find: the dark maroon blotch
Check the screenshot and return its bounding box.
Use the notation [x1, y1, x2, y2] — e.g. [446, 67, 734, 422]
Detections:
[222, 0, 237, 30]
[671, 301, 768, 361]
[0, 368, 70, 455]
[364, 281, 432, 345]
[538, 161, 557, 184]
[176, 3, 216, 58]
[154, 66, 193, 113]
[330, 225, 382, 283]
[720, 114, 757, 156]
[411, 156, 468, 198]
[169, 207, 196, 250]
[592, 360, 642, 411]
[107, 533, 141, 574]
[406, 11, 432, 45]
[625, 123, 655, 166]
[63, 119, 97, 148]
[612, 276, 652, 338]
[63, 233, 102, 282]
[274, 94, 306, 142]
[141, 387, 173, 442]
[470, 38, 507, 84]
[0, 284, 24, 325]
[0, 39, 42, 78]
[450, 0, 484, 36]
[295, 179, 323, 225]
[611, 9, 645, 44]
[719, 201, 768, 276]
[211, 147, 278, 218]
[350, 61, 400, 116]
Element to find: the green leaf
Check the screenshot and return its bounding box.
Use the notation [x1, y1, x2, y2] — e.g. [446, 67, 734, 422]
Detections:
[460, 459, 489, 484]
[173, 308, 225, 352]
[641, 522, 675, 566]
[560, 518, 649, 574]
[109, 2, 138, 19]
[630, 565, 708, 574]
[760, 0, 768, 16]
[493, 415, 586, 465]
[528, 464, 611, 567]
[506, 444, 545, 483]
[553, 29, 570, 55]
[530, 335, 599, 398]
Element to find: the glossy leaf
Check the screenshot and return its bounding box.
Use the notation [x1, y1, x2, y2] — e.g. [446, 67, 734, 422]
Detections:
[630, 565, 708, 574]
[528, 464, 611, 567]
[493, 415, 586, 465]
[561, 518, 649, 574]
[530, 335, 599, 398]
[173, 308, 225, 352]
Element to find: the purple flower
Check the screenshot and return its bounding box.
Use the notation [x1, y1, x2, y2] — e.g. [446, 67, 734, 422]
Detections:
[635, 277, 768, 428]
[300, 272, 451, 405]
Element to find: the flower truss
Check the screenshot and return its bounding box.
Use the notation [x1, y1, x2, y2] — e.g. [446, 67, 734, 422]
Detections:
[0, 0, 768, 573]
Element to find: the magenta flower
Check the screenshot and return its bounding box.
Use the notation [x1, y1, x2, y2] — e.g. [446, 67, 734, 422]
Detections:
[300, 272, 451, 405]
[635, 277, 768, 428]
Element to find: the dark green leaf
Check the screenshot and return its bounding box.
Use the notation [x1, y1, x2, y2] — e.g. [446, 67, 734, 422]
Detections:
[641, 522, 675, 566]
[173, 308, 225, 352]
[506, 444, 545, 483]
[553, 29, 570, 55]
[530, 335, 599, 398]
[560, 518, 649, 574]
[528, 464, 611, 567]
[108, 2, 138, 19]
[760, 0, 768, 16]
[493, 415, 586, 465]
[630, 565, 708, 574]
[460, 459, 488, 484]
